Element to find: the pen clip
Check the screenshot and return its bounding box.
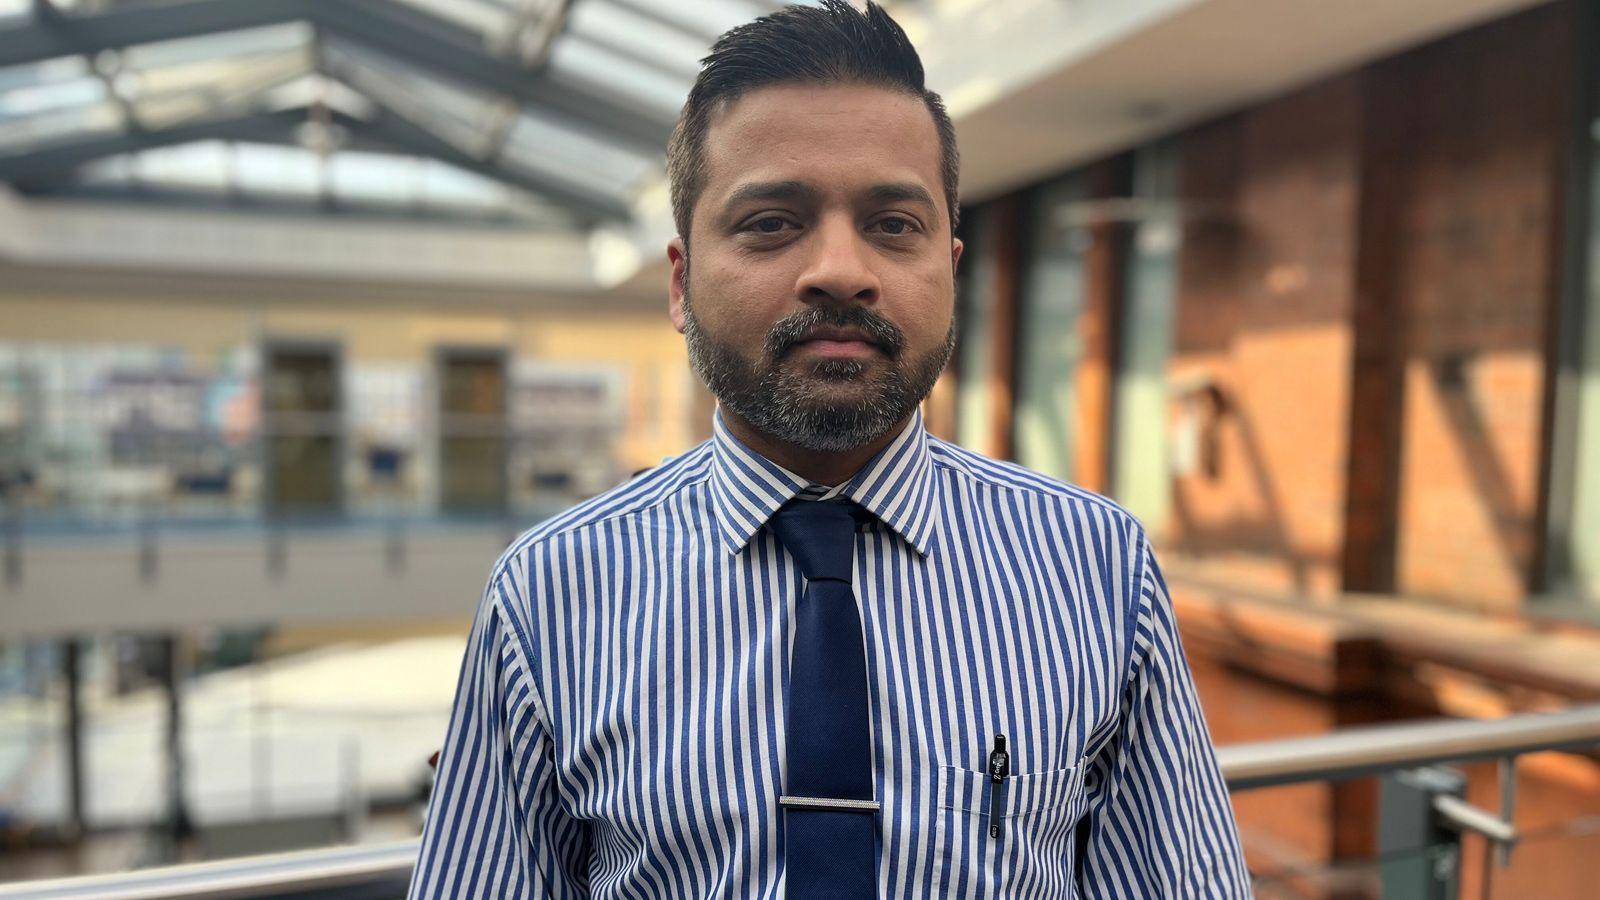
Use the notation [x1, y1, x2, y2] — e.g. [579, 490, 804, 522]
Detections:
[988, 733, 1009, 839]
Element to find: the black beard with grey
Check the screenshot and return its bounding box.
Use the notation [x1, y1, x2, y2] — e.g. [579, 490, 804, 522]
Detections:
[684, 290, 956, 454]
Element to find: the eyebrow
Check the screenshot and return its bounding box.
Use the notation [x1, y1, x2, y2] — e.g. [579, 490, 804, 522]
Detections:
[721, 180, 939, 212]
[723, 180, 821, 208]
[862, 182, 937, 209]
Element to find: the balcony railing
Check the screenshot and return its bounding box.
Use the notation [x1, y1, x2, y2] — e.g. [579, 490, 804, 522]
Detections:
[1216, 702, 1600, 789]
[2, 704, 1599, 899]
[0, 839, 418, 900]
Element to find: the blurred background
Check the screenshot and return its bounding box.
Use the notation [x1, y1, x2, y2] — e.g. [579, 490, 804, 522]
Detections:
[0, 0, 1597, 897]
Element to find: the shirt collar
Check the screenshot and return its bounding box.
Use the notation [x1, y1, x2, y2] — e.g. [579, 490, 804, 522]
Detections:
[707, 407, 939, 558]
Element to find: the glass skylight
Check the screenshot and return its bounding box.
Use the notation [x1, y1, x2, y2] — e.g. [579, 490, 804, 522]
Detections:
[0, 1, 800, 226]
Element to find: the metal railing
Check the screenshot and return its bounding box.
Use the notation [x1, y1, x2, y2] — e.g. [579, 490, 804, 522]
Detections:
[2, 704, 1598, 899]
[1214, 702, 1600, 789]
[0, 840, 417, 900]
[1218, 704, 1600, 897]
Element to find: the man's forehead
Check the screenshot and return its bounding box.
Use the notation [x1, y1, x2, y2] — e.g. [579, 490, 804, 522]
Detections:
[700, 82, 943, 204]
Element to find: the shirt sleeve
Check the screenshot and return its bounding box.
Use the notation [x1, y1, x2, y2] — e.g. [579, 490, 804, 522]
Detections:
[1077, 535, 1251, 898]
[409, 568, 590, 898]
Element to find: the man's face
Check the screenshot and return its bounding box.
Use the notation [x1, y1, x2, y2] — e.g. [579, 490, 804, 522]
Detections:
[668, 82, 962, 453]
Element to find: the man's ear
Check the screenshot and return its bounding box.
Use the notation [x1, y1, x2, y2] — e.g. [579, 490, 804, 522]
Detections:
[950, 237, 964, 277]
[667, 237, 688, 334]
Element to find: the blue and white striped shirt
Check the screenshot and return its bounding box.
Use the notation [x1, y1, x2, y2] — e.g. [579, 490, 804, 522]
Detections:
[410, 410, 1249, 898]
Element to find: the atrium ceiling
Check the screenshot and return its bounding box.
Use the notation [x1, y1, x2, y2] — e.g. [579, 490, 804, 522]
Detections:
[0, 0, 792, 229]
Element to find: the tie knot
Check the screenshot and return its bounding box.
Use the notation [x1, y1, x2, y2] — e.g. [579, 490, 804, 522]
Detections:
[768, 499, 865, 582]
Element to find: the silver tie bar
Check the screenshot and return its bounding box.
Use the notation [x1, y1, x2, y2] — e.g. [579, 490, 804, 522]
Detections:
[779, 795, 881, 812]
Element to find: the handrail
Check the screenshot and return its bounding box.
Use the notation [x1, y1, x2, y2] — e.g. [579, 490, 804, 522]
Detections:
[4, 706, 1600, 898]
[1216, 702, 1600, 790]
[0, 839, 418, 900]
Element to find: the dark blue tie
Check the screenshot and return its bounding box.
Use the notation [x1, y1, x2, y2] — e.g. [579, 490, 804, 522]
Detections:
[769, 499, 877, 898]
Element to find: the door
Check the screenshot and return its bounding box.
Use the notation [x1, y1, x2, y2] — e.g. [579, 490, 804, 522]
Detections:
[437, 348, 508, 516]
[262, 342, 342, 517]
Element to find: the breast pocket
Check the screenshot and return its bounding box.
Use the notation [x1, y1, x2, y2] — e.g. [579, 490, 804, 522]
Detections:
[931, 762, 1090, 895]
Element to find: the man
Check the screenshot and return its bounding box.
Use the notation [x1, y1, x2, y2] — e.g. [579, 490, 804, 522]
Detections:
[410, 2, 1248, 897]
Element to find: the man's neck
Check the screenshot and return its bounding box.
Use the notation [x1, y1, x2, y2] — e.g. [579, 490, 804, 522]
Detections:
[719, 409, 913, 488]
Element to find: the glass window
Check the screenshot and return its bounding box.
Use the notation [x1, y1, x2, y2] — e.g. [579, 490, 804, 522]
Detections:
[1111, 141, 1182, 532]
[118, 22, 312, 73]
[0, 101, 119, 152]
[0, 55, 92, 96]
[78, 140, 578, 224]
[565, 1, 706, 82]
[391, 0, 529, 44]
[321, 38, 501, 155]
[1015, 176, 1089, 482]
[131, 51, 313, 129]
[328, 151, 426, 207]
[500, 151, 624, 199]
[545, 38, 691, 120]
[634, 0, 759, 39]
[1562, 57, 1600, 605]
[501, 110, 655, 195]
[0, 56, 115, 152]
[415, 159, 570, 224]
[125, 140, 232, 192]
[227, 143, 322, 198]
[0, 72, 103, 119]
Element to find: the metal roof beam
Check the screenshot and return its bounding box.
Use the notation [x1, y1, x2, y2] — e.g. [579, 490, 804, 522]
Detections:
[0, 0, 312, 66]
[25, 182, 570, 228]
[0, 110, 300, 183]
[3, 106, 631, 223]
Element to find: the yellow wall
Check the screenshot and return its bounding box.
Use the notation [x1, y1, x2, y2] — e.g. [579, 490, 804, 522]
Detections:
[0, 288, 702, 471]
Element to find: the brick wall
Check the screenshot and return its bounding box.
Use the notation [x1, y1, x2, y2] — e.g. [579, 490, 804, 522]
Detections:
[1170, 1, 1576, 609]
[1363, 3, 1576, 608]
[1169, 74, 1364, 598]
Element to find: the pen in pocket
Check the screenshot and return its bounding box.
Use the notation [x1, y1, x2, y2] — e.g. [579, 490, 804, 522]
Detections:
[988, 733, 1009, 839]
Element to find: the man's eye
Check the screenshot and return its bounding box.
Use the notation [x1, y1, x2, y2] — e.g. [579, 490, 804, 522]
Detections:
[873, 216, 917, 235]
[749, 216, 791, 234]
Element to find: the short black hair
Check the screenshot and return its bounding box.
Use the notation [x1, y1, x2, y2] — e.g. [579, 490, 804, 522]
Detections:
[666, 0, 959, 244]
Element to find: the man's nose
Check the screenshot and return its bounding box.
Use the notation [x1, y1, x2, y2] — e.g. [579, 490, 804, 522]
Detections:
[796, 216, 880, 305]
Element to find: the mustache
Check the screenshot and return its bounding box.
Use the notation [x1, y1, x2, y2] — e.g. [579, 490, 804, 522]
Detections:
[763, 305, 906, 359]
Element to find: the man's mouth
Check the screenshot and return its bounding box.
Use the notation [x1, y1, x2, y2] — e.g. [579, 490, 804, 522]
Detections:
[791, 328, 880, 357]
